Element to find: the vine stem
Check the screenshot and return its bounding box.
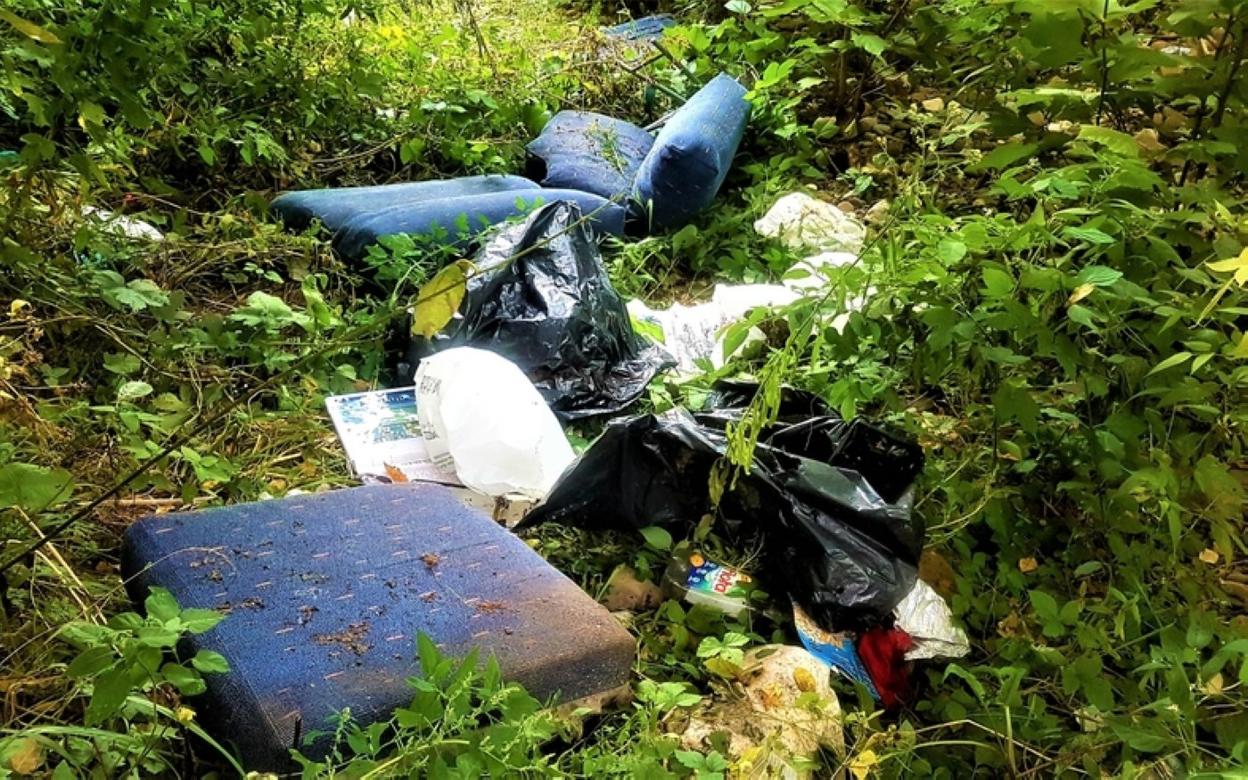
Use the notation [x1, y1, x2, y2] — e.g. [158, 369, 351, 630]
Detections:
[1095, 0, 1112, 125]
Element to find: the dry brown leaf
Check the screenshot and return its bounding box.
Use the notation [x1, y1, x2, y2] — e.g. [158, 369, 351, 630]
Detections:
[384, 463, 409, 483]
[1019, 557, 1038, 573]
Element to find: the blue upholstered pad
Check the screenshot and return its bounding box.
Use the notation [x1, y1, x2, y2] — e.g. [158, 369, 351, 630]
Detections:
[269, 175, 540, 233]
[121, 484, 634, 771]
[526, 111, 654, 201]
[332, 188, 628, 261]
[633, 73, 751, 230]
[601, 15, 677, 41]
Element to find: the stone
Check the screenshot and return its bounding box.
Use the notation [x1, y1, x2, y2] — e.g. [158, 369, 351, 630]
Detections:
[602, 565, 664, 611]
[754, 192, 867, 254]
[670, 645, 843, 778]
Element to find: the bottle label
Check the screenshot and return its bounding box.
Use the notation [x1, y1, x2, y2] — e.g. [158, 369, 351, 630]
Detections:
[684, 553, 750, 599]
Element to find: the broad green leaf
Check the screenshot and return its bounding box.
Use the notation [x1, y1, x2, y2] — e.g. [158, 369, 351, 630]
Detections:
[981, 267, 1015, 298]
[411, 261, 472, 339]
[67, 646, 117, 679]
[639, 525, 673, 551]
[180, 608, 225, 633]
[1146, 351, 1192, 376]
[969, 142, 1038, 172]
[1062, 226, 1116, 245]
[1078, 124, 1139, 157]
[1075, 265, 1123, 287]
[0, 9, 62, 44]
[86, 667, 132, 725]
[0, 463, 74, 511]
[850, 32, 887, 56]
[145, 587, 181, 622]
[161, 663, 207, 695]
[191, 650, 230, 674]
[937, 239, 967, 264]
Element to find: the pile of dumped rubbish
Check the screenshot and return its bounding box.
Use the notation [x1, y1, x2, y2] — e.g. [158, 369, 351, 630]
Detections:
[119, 36, 969, 773]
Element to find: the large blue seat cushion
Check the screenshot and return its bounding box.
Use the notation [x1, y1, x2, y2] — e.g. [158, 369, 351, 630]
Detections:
[269, 175, 540, 233]
[333, 188, 628, 261]
[633, 73, 751, 231]
[526, 111, 654, 201]
[121, 484, 634, 771]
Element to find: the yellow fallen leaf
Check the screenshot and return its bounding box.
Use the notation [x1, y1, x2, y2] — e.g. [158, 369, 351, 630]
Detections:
[176, 705, 196, 724]
[1202, 673, 1224, 695]
[5, 737, 43, 775]
[793, 666, 816, 693]
[1018, 557, 1038, 573]
[849, 748, 879, 780]
[1199, 548, 1219, 565]
[921, 97, 945, 112]
[8, 299, 30, 319]
[411, 260, 473, 339]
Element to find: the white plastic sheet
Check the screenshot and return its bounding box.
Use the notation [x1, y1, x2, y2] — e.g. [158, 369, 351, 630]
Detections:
[415, 348, 574, 500]
[894, 580, 970, 661]
[82, 207, 165, 242]
[754, 192, 866, 254]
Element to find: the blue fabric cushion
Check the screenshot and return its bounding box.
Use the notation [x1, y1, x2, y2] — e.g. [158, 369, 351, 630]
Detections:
[602, 14, 677, 41]
[121, 484, 634, 772]
[526, 111, 654, 201]
[633, 73, 751, 231]
[333, 188, 627, 261]
[269, 175, 540, 233]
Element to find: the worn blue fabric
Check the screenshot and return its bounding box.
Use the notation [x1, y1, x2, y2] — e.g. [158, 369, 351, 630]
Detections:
[121, 484, 634, 772]
[269, 175, 540, 233]
[601, 14, 677, 41]
[333, 188, 628, 261]
[526, 111, 654, 201]
[633, 73, 751, 231]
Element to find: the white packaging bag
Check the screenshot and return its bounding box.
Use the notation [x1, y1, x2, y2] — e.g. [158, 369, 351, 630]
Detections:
[414, 348, 574, 500]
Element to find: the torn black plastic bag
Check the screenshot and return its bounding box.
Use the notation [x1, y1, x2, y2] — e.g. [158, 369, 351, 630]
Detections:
[701, 380, 924, 504]
[407, 201, 672, 420]
[521, 404, 926, 628]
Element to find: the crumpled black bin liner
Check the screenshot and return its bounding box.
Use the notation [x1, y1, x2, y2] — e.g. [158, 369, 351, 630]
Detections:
[407, 201, 672, 420]
[521, 383, 926, 628]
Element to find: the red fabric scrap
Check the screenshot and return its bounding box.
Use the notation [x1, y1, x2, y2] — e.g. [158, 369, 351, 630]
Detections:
[858, 627, 913, 709]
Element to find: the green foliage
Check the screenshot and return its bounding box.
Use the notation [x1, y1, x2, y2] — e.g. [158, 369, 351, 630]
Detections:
[2, 0, 1248, 775]
[0, 588, 242, 777]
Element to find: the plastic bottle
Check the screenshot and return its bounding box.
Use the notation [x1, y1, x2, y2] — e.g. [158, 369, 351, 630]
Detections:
[662, 551, 752, 618]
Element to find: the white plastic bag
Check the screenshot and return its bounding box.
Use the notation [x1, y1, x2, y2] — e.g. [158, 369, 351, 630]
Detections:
[414, 348, 574, 500]
[754, 192, 866, 254]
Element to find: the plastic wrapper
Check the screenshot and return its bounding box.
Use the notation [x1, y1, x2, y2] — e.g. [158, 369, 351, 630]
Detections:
[521, 383, 926, 628]
[894, 580, 970, 661]
[414, 348, 574, 499]
[407, 201, 672, 420]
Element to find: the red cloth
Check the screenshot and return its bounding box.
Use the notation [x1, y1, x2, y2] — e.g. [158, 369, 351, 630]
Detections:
[858, 627, 913, 709]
